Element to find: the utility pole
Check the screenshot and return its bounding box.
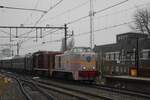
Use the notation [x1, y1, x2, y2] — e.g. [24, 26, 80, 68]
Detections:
[36, 28, 38, 42]
[16, 28, 18, 38]
[17, 42, 20, 55]
[10, 28, 12, 42]
[90, 0, 94, 49]
[64, 24, 67, 51]
[10, 28, 12, 56]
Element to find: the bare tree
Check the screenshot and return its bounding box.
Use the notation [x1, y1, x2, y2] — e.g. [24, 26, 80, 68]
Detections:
[67, 36, 75, 50]
[133, 8, 150, 35]
[61, 36, 75, 52]
[61, 38, 65, 52]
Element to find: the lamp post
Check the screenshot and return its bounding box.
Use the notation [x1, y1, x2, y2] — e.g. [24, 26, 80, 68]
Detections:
[127, 37, 139, 77]
[135, 38, 139, 76]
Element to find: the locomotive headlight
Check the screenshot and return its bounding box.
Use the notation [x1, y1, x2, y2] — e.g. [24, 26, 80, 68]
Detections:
[93, 66, 96, 70]
[83, 66, 86, 70]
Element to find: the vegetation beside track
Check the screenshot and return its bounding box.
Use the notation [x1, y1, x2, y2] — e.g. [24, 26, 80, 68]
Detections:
[0, 74, 12, 96]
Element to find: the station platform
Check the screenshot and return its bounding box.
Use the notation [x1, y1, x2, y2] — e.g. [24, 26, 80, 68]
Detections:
[104, 75, 150, 82]
[104, 75, 150, 94]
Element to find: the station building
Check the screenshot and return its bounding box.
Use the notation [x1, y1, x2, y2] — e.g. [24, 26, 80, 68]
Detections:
[94, 32, 150, 77]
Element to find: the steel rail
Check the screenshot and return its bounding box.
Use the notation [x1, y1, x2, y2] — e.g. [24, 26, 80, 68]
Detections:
[38, 79, 150, 99]
[37, 80, 112, 100]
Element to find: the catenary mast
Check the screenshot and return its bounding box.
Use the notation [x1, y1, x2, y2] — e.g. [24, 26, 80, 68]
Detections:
[90, 0, 94, 49]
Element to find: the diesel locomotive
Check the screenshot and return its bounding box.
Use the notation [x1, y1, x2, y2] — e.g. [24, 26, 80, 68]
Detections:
[54, 47, 97, 80]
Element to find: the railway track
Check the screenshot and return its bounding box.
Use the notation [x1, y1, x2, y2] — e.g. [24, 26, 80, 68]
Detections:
[67, 80, 150, 99]
[2, 72, 56, 100]
[2, 71, 150, 100]
[3, 71, 111, 100]
[92, 83, 150, 99]
[37, 80, 112, 100]
[57, 79, 150, 99]
[37, 79, 150, 100]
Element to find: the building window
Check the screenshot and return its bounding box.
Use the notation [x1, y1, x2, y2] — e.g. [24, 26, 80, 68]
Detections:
[116, 66, 119, 72]
[141, 49, 150, 59]
[105, 51, 120, 61]
[119, 67, 122, 73]
[110, 53, 114, 60]
[105, 53, 109, 61]
[123, 67, 125, 73]
[143, 51, 148, 58]
[118, 35, 128, 41]
[115, 52, 120, 61]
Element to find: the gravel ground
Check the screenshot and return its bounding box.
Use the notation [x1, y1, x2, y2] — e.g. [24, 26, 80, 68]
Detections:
[0, 78, 26, 100]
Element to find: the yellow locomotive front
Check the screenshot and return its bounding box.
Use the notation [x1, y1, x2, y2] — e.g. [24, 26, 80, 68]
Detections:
[54, 47, 98, 81]
[77, 47, 98, 80]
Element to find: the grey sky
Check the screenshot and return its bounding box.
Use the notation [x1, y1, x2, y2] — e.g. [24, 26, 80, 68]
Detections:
[0, 0, 150, 55]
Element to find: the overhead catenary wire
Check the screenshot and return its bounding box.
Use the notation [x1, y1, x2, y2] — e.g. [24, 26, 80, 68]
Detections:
[42, 39, 62, 44]
[34, 0, 64, 26]
[40, 0, 89, 23]
[18, 27, 65, 51]
[23, 0, 40, 25]
[21, 20, 134, 51]
[94, 1, 150, 21]
[0, 0, 42, 41]
[8, 0, 128, 41]
[20, 38, 62, 51]
[74, 20, 134, 37]
[19, 0, 129, 48]
[51, 0, 89, 19]
[66, 0, 128, 25]
[19, 0, 64, 44]
[1, 0, 144, 53]
[53, 0, 150, 26]
[0, 5, 47, 13]
[94, 0, 128, 14]
[0, 29, 16, 36]
[42, 29, 61, 38]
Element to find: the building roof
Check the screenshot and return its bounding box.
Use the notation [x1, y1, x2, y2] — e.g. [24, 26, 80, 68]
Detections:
[94, 43, 120, 52]
[94, 32, 150, 52]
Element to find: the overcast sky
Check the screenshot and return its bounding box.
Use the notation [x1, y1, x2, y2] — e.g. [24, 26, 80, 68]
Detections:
[0, 0, 150, 55]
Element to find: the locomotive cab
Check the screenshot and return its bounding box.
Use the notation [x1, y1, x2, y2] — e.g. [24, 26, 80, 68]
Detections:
[53, 47, 98, 81]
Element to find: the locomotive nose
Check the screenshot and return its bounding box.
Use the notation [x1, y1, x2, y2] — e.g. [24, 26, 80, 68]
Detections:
[86, 56, 92, 62]
[81, 53, 95, 61]
[80, 53, 96, 70]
